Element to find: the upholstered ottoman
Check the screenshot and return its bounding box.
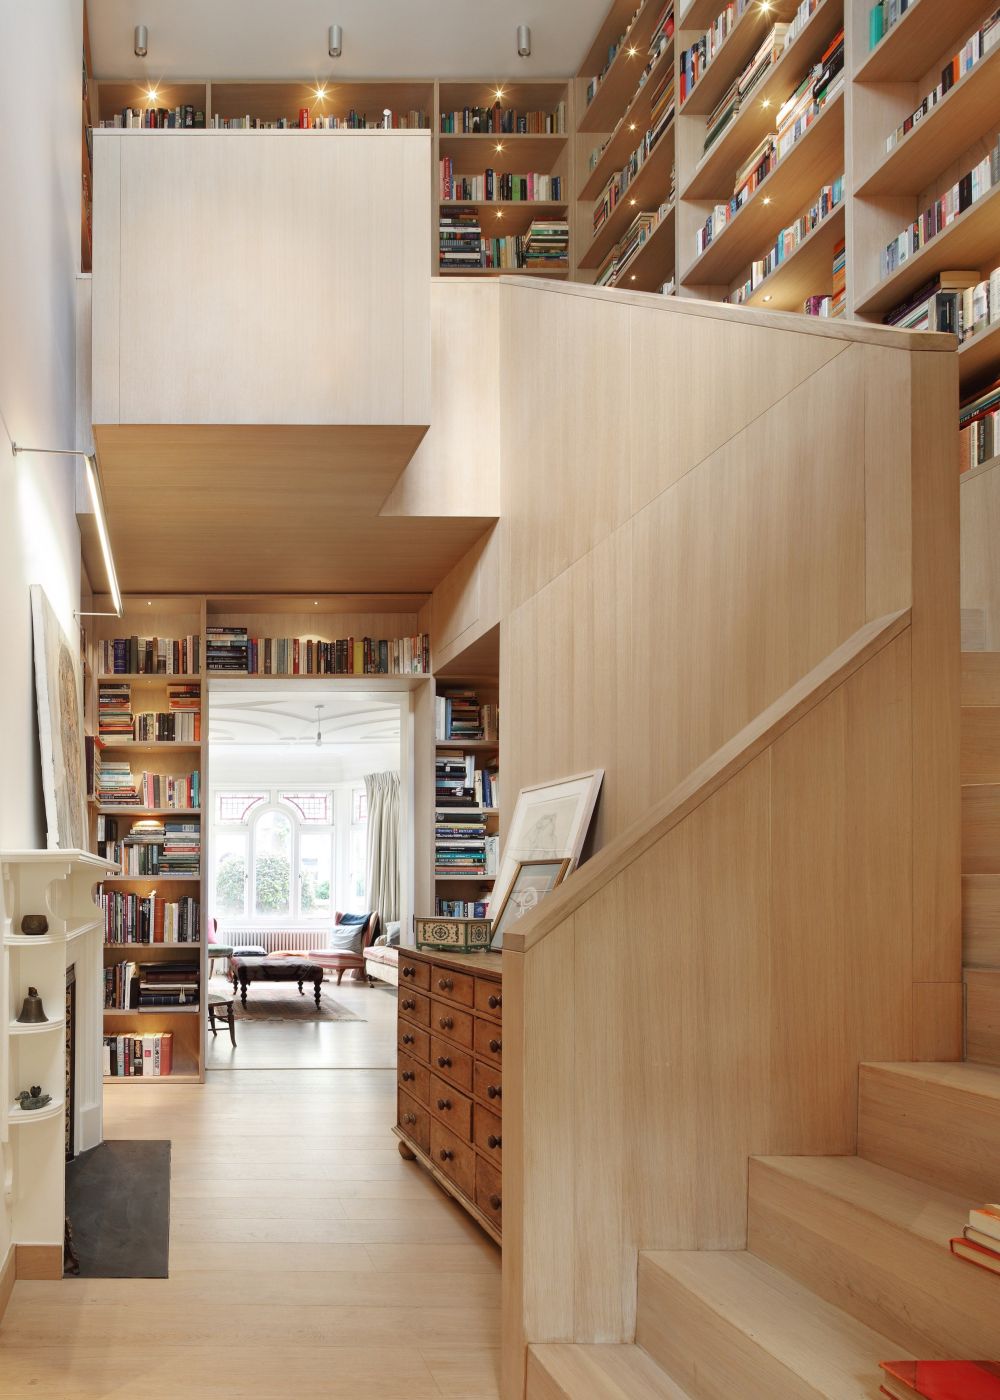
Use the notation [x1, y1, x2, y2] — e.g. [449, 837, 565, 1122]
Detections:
[231, 955, 323, 1009]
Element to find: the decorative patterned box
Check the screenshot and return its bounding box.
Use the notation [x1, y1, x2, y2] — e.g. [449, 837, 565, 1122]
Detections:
[414, 916, 493, 953]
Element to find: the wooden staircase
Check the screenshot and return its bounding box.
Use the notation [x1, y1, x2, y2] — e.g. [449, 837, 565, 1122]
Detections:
[525, 1060, 1000, 1399]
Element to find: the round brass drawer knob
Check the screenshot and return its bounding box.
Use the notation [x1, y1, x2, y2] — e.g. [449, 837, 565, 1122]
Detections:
[440, 1017, 454, 1030]
[487, 1085, 501, 1100]
[488, 994, 501, 1009]
[440, 1149, 453, 1162]
[402, 999, 415, 1010]
[438, 977, 453, 991]
[402, 1071, 414, 1082]
[489, 1039, 502, 1054]
[437, 1098, 451, 1111]
[489, 1194, 501, 1211]
[437, 1056, 451, 1068]
[487, 1134, 501, 1150]
[403, 1113, 416, 1125]
[402, 966, 415, 979]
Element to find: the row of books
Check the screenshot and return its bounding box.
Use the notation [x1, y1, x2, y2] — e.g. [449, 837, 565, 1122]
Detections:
[108, 960, 199, 1010]
[205, 626, 431, 676]
[436, 831, 500, 877]
[595, 187, 676, 289]
[886, 12, 1000, 154]
[480, 223, 571, 270]
[435, 754, 500, 810]
[694, 35, 844, 259]
[592, 69, 675, 237]
[435, 899, 489, 918]
[726, 177, 844, 306]
[100, 889, 200, 944]
[439, 103, 567, 135]
[584, 1, 646, 106]
[885, 269, 1000, 337]
[103, 820, 201, 878]
[881, 136, 1000, 277]
[679, 0, 753, 106]
[867, 0, 911, 51]
[435, 691, 499, 742]
[99, 685, 201, 743]
[205, 109, 428, 130]
[95, 758, 201, 809]
[103, 1033, 174, 1078]
[703, 22, 789, 161]
[438, 162, 563, 204]
[949, 1200, 1000, 1276]
[97, 635, 200, 675]
[802, 237, 846, 318]
[99, 106, 205, 128]
[959, 377, 1000, 473]
[585, 4, 674, 180]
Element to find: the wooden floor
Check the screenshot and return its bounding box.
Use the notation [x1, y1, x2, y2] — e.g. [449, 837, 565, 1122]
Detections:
[0, 979, 502, 1399]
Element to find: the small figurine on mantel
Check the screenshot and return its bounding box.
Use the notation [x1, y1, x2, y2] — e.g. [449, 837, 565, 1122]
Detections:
[16, 1086, 52, 1111]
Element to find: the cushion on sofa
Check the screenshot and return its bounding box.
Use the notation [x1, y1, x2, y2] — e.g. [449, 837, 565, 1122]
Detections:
[365, 945, 398, 968]
[384, 921, 401, 946]
[329, 922, 366, 954]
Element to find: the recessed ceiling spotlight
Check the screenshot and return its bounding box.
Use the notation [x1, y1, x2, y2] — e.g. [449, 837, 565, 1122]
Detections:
[134, 24, 148, 57]
[762, 294, 773, 301]
[627, 45, 638, 57]
[495, 142, 504, 152]
[146, 87, 158, 102]
[494, 85, 506, 101]
[761, 98, 771, 109]
[328, 24, 342, 58]
[762, 196, 771, 205]
[314, 84, 328, 99]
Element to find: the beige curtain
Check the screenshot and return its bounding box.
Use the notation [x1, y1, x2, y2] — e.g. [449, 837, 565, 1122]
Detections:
[364, 770, 400, 923]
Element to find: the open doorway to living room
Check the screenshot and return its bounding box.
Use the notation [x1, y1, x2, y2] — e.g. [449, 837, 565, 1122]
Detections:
[205, 683, 405, 1071]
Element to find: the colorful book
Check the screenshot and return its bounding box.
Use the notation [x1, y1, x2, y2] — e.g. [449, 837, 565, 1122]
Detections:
[880, 1361, 1000, 1400]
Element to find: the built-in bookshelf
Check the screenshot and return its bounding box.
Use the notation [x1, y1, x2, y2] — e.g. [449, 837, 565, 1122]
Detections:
[433, 681, 500, 917]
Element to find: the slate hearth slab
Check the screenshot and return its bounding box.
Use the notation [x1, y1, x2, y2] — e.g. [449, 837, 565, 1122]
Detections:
[65, 1139, 170, 1277]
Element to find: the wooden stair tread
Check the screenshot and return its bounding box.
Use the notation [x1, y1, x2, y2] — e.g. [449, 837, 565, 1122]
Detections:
[862, 1060, 1000, 1096]
[638, 1250, 912, 1398]
[966, 969, 1000, 1067]
[527, 1344, 693, 1400]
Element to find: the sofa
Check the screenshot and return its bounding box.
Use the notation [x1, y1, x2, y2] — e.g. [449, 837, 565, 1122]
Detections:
[364, 920, 401, 986]
[266, 911, 381, 984]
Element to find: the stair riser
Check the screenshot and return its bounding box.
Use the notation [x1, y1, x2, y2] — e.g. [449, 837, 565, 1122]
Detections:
[635, 1256, 833, 1400]
[526, 1351, 571, 1400]
[966, 971, 1000, 1066]
[963, 875, 1000, 968]
[748, 1160, 998, 1359]
[858, 1065, 1000, 1200]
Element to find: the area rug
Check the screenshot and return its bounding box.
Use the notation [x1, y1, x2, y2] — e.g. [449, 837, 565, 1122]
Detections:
[229, 982, 364, 1022]
[65, 1140, 170, 1277]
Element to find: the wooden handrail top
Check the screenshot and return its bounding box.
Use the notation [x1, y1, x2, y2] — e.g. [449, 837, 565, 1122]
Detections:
[503, 609, 912, 955]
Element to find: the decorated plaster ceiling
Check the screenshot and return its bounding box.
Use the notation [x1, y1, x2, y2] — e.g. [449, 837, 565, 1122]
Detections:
[209, 688, 401, 749]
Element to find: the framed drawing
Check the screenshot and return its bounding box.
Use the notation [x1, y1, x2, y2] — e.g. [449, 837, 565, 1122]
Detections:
[30, 585, 87, 850]
[490, 858, 570, 950]
[487, 768, 604, 919]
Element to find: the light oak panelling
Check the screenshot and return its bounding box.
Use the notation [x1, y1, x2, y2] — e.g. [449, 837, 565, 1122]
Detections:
[912, 983, 964, 1062]
[961, 462, 1000, 650]
[91, 132, 121, 424]
[499, 283, 631, 613]
[94, 130, 431, 426]
[963, 874, 1000, 966]
[962, 783, 1000, 874]
[14, 1246, 62, 1281]
[863, 345, 913, 619]
[429, 526, 501, 675]
[965, 969, 1000, 1066]
[383, 281, 501, 519]
[628, 307, 848, 516]
[961, 707, 1000, 782]
[962, 653, 1000, 705]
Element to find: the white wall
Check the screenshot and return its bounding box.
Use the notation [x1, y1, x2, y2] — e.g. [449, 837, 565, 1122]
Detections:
[0, 0, 86, 1275]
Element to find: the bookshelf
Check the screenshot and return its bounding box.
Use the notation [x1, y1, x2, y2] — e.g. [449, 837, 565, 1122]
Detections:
[433, 670, 500, 918]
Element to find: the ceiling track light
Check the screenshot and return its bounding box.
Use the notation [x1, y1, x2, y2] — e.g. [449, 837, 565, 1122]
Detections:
[328, 23, 342, 58]
[517, 24, 531, 57]
[134, 24, 148, 57]
[11, 445, 123, 617]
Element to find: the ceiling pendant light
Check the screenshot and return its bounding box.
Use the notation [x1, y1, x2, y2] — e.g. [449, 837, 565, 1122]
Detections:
[517, 24, 532, 57]
[328, 24, 343, 58]
[134, 24, 148, 57]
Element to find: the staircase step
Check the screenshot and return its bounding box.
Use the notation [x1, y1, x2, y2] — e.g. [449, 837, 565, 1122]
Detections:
[961, 653, 1000, 706]
[527, 1344, 693, 1400]
[961, 707, 1000, 782]
[963, 874, 1000, 967]
[962, 783, 1000, 874]
[966, 969, 1000, 1066]
[748, 1154, 997, 1358]
[636, 1250, 910, 1399]
[859, 1061, 1000, 1200]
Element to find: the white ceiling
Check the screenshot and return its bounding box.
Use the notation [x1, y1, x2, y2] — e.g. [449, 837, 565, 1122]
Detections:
[89, 0, 606, 81]
[209, 686, 401, 749]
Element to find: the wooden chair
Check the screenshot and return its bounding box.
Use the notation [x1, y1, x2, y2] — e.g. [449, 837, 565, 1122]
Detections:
[208, 994, 237, 1048]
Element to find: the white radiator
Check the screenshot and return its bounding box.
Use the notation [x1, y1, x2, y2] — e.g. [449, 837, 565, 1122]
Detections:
[220, 928, 328, 954]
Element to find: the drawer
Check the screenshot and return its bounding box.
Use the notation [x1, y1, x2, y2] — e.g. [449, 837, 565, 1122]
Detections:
[474, 1060, 502, 1107]
[399, 990, 430, 1027]
[475, 980, 503, 1020]
[476, 1155, 502, 1231]
[431, 1035, 473, 1092]
[430, 1074, 473, 1141]
[431, 965, 475, 1007]
[398, 1023, 429, 1062]
[398, 955, 430, 991]
[398, 1089, 429, 1154]
[475, 1102, 503, 1162]
[474, 1017, 503, 1063]
[431, 999, 473, 1049]
[398, 1051, 429, 1104]
[430, 1118, 476, 1199]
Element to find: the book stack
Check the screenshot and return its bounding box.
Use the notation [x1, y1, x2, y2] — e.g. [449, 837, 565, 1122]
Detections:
[522, 219, 570, 269]
[879, 1360, 1000, 1399]
[949, 1202, 1000, 1274]
[726, 177, 844, 305]
[886, 13, 1000, 155]
[104, 1033, 174, 1078]
[439, 103, 567, 134]
[439, 161, 563, 202]
[136, 960, 199, 1009]
[679, 1, 752, 104]
[101, 888, 200, 943]
[240, 633, 430, 676]
[98, 682, 133, 739]
[133, 706, 200, 743]
[435, 813, 487, 876]
[112, 819, 168, 876]
[160, 821, 201, 876]
[133, 770, 200, 809]
[960, 377, 1000, 472]
[704, 24, 790, 159]
[885, 271, 980, 334]
[95, 758, 139, 806]
[881, 135, 1000, 276]
[206, 626, 249, 673]
[440, 209, 484, 269]
[436, 753, 478, 807]
[99, 634, 200, 674]
[436, 690, 485, 741]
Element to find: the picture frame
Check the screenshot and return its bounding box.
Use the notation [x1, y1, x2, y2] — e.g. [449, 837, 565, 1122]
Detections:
[486, 768, 604, 920]
[29, 585, 87, 851]
[490, 858, 571, 950]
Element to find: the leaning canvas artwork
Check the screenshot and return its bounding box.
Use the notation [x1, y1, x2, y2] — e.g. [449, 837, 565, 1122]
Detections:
[30, 584, 87, 850]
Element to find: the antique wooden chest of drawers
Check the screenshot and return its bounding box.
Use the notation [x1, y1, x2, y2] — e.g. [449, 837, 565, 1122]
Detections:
[394, 947, 503, 1244]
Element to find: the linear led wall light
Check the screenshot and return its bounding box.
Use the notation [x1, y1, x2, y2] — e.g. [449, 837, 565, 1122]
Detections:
[134, 24, 148, 57]
[328, 24, 342, 57]
[11, 445, 123, 618]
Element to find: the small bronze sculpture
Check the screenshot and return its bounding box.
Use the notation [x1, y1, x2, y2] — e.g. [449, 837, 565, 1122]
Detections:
[20, 915, 48, 936]
[17, 1086, 52, 1111]
[16, 987, 47, 1024]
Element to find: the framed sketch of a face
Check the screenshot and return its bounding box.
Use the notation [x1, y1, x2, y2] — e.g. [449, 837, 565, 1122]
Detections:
[487, 769, 603, 920]
[490, 858, 571, 950]
[30, 585, 87, 850]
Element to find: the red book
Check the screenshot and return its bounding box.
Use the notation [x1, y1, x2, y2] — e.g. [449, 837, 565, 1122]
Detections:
[880, 1361, 1000, 1400]
[950, 1235, 1000, 1276]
